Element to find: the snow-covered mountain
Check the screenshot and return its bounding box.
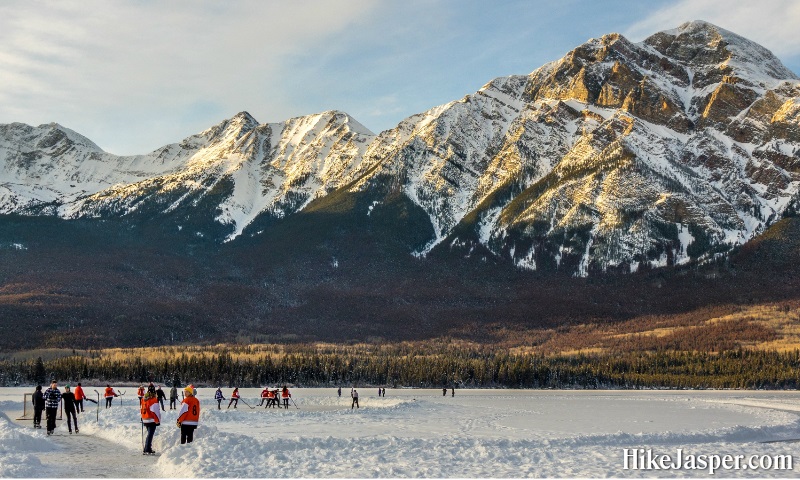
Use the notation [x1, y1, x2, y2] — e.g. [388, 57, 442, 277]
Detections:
[1, 110, 374, 241]
[2, 21, 799, 275]
[350, 20, 800, 274]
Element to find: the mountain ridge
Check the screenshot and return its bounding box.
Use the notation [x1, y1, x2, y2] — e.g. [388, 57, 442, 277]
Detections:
[2, 20, 799, 276]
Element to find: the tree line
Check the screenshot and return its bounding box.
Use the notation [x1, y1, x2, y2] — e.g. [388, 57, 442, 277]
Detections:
[2, 344, 800, 389]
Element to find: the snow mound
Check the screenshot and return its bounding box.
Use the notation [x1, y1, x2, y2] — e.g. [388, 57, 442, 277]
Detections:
[0, 407, 56, 477]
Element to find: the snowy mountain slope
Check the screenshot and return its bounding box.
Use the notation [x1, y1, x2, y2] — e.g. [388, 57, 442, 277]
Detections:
[2, 20, 799, 275]
[1, 111, 375, 241]
[347, 20, 800, 275]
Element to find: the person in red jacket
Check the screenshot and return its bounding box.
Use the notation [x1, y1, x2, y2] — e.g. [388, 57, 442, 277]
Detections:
[176, 385, 200, 444]
[281, 386, 291, 408]
[137, 385, 145, 404]
[104, 385, 119, 409]
[258, 387, 269, 406]
[227, 388, 239, 409]
[140, 385, 162, 455]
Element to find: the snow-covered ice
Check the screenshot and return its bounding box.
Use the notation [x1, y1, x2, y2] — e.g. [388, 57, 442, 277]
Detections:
[0, 388, 798, 477]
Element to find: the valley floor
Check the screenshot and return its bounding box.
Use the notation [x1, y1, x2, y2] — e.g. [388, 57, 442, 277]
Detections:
[1, 388, 800, 477]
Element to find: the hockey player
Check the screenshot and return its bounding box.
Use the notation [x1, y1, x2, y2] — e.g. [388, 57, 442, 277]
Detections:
[176, 385, 200, 444]
[140, 385, 162, 455]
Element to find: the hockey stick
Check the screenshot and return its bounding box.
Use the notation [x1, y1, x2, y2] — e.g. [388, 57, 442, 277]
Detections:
[238, 398, 255, 409]
[290, 397, 299, 409]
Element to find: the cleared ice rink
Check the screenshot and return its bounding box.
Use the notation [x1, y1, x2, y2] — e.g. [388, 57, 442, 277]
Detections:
[1, 388, 798, 477]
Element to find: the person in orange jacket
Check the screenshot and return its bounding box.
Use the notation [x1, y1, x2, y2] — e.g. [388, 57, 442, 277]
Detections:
[227, 387, 239, 409]
[258, 387, 269, 407]
[281, 386, 291, 408]
[176, 385, 200, 444]
[104, 385, 119, 409]
[140, 385, 162, 455]
[73, 383, 86, 413]
[137, 385, 145, 404]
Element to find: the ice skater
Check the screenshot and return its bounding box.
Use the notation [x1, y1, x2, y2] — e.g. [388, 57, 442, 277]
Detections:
[104, 384, 119, 408]
[281, 386, 291, 408]
[169, 385, 178, 410]
[32, 385, 45, 429]
[227, 388, 239, 409]
[351, 389, 359, 409]
[61, 386, 78, 434]
[215, 387, 225, 409]
[43, 381, 61, 435]
[176, 385, 200, 444]
[141, 385, 162, 455]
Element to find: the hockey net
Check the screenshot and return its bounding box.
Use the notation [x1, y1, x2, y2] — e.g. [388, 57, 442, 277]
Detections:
[17, 392, 62, 421]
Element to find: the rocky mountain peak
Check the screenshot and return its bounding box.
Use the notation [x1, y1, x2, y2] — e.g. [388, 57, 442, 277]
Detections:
[643, 20, 798, 88]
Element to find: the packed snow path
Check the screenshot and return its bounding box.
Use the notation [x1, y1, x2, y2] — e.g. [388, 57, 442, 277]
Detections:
[14, 418, 157, 478]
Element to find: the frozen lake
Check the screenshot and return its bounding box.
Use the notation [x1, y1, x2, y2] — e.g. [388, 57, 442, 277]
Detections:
[1, 387, 799, 477]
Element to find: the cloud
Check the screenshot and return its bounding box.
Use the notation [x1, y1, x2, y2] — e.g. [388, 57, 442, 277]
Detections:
[624, 0, 800, 58]
[0, 0, 379, 153]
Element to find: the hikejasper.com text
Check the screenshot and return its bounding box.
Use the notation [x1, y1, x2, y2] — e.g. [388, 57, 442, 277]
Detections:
[622, 448, 793, 475]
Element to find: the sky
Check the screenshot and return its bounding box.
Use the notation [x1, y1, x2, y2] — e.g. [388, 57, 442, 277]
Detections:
[1, 0, 799, 155]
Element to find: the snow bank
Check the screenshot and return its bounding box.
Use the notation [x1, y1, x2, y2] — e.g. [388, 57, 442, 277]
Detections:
[0, 403, 56, 477]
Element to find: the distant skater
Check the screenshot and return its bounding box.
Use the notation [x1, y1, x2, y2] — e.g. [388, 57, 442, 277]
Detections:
[382, 387, 386, 397]
[62, 386, 78, 434]
[351, 389, 359, 409]
[338, 387, 341, 397]
[282, 386, 291, 408]
[156, 386, 166, 410]
[378, 388, 382, 397]
[32, 385, 44, 429]
[443, 388, 447, 396]
[43, 381, 61, 435]
[169, 385, 178, 410]
[228, 388, 239, 409]
[176, 385, 200, 444]
[104, 384, 119, 408]
[452, 388, 455, 397]
[215, 387, 225, 409]
[258, 387, 269, 406]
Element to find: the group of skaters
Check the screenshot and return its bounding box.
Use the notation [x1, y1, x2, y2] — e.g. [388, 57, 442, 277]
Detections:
[209, 386, 294, 409]
[135, 384, 181, 410]
[31, 380, 200, 455]
[138, 382, 201, 454]
[31, 382, 389, 454]
[33, 381, 97, 435]
[258, 386, 292, 408]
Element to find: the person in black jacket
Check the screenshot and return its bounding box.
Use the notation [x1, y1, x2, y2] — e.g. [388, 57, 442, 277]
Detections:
[42, 381, 61, 435]
[32, 385, 45, 429]
[156, 386, 166, 410]
[61, 386, 78, 434]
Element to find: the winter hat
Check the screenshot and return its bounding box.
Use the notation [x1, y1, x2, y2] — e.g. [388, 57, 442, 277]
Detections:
[184, 385, 194, 396]
[65, 386, 70, 391]
[147, 384, 156, 395]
